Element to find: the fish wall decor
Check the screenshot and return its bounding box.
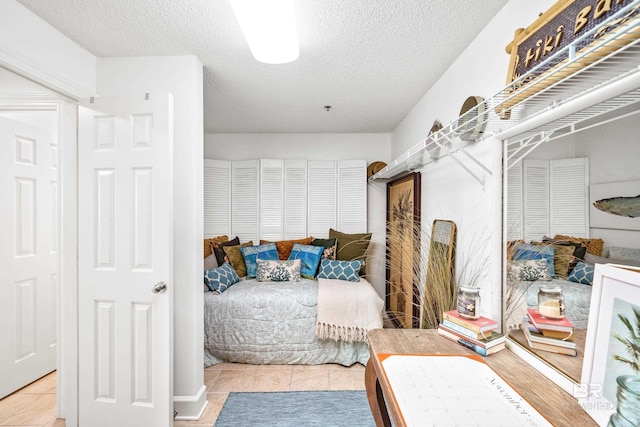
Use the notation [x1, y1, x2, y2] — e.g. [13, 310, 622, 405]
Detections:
[593, 194, 640, 218]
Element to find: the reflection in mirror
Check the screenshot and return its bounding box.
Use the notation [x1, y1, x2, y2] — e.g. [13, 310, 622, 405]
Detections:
[504, 113, 640, 384]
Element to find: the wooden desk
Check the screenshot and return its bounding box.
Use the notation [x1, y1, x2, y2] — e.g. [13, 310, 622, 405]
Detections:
[364, 329, 597, 427]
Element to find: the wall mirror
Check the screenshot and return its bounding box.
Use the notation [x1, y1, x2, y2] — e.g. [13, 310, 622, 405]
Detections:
[503, 108, 640, 386]
[422, 219, 456, 329]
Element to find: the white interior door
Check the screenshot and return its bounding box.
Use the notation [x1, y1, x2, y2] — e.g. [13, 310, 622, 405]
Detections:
[0, 116, 57, 398]
[78, 95, 173, 426]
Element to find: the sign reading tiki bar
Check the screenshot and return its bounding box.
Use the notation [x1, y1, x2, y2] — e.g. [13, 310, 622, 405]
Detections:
[497, 0, 640, 116]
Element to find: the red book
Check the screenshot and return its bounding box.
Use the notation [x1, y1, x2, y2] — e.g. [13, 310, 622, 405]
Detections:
[442, 310, 498, 333]
[526, 308, 574, 333]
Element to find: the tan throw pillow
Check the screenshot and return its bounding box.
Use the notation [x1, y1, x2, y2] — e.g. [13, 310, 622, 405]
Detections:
[553, 235, 604, 256]
[223, 241, 253, 277]
[530, 242, 576, 279]
[259, 237, 313, 260]
[204, 235, 229, 258]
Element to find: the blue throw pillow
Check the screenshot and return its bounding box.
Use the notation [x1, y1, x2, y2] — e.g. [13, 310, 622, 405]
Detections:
[513, 244, 556, 277]
[240, 243, 279, 278]
[204, 262, 240, 292]
[568, 261, 594, 285]
[288, 243, 324, 279]
[317, 259, 363, 282]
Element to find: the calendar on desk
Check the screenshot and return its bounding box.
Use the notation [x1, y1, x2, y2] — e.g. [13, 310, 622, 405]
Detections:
[379, 354, 553, 427]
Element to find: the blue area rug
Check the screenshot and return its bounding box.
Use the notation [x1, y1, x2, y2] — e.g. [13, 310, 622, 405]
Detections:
[213, 390, 376, 427]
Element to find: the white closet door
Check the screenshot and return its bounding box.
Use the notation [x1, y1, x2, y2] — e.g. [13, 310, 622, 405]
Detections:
[550, 157, 589, 238]
[307, 161, 337, 239]
[232, 160, 259, 243]
[337, 160, 367, 233]
[506, 161, 523, 240]
[203, 159, 230, 238]
[260, 159, 284, 241]
[283, 159, 307, 239]
[523, 159, 550, 241]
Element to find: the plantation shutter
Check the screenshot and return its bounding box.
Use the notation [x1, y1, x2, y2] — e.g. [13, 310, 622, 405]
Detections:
[231, 160, 259, 243]
[506, 161, 523, 240]
[283, 159, 308, 239]
[260, 159, 284, 241]
[337, 160, 367, 233]
[307, 161, 337, 239]
[550, 157, 589, 237]
[523, 159, 549, 241]
[203, 159, 231, 238]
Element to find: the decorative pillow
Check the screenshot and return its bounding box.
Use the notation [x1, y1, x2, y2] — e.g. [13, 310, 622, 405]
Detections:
[212, 236, 241, 265]
[553, 235, 604, 256]
[311, 238, 337, 260]
[542, 238, 588, 274]
[204, 253, 219, 271]
[568, 261, 594, 285]
[204, 235, 229, 258]
[532, 242, 575, 278]
[584, 253, 640, 267]
[329, 229, 371, 275]
[288, 243, 324, 279]
[223, 241, 253, 277]
[608, 246, 640, 263]
[317, 259, 363, 282]
[260, 237, 313, 260]
[507, 259, 552, 282]
[240, 243, 280, 278]
[256, 259, 301, 282]
[204, 262, 240, 292]
[512, 244, 556, 277]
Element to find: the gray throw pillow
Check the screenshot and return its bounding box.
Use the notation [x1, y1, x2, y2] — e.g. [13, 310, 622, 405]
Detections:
[584, 253, 640, 267]
[204, 253, 219, 270]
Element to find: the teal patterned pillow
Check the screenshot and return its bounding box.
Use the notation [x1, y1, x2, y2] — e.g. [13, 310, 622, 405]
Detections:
[256, 259, 301, 282]
[204, 262, 240, 292]
[317, 259, 363, 282]
[568, 261, 594, 285]
[240, 243, 279, 278]
[513, 244, 556, 277]
[288, 243, 324, 279]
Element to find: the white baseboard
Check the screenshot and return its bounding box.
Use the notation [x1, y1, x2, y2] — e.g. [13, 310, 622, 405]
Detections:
[173, 385, 208, 421]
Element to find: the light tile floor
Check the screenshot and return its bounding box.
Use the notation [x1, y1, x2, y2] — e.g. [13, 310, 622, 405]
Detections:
[0, 363, 366, 426]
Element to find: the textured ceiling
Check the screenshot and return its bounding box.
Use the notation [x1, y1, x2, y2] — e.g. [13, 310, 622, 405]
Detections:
[16, 0, 508, 133]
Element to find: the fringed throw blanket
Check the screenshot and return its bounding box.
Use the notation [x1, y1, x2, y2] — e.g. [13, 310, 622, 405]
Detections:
[316, 278, 384, 343]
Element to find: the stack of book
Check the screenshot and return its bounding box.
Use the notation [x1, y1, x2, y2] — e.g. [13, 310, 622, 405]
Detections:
[520, 308, 577, 357]
[437, 310, 506, 356]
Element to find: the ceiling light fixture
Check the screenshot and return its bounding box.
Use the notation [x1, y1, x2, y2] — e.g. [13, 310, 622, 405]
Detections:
[229, 0, 300, 64]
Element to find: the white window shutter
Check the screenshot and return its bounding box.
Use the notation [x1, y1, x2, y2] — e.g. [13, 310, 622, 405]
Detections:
[307, 161, 337, 238]
[337, 160, 367, 233]
[283, 159, 308, 239]
[550, 157, 589, 237]
[523, 159, 549, 241]
[260, 159, 284, 241]
[506, 161, 523, 241]
[203, 159, 230, 238]
[231, 160, 259, 243]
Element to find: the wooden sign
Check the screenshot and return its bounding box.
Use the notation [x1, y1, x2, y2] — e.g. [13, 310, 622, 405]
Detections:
[496, 0, 640, 117]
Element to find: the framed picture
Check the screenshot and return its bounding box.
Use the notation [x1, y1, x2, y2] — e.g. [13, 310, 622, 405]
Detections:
[589, 180, 640, 231]
[386, 172, 421, 329]
[580, 264, 640, 425]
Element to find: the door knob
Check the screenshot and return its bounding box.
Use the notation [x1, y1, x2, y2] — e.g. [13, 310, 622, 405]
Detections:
[152, 281, 167, 293]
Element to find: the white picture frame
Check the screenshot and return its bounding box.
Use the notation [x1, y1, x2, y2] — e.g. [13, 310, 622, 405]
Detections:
[580, 264, 640, 425]
[589, 180, 640, 231]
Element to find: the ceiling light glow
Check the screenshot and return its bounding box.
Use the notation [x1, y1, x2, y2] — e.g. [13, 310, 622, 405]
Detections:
[229, 0, 300, 64]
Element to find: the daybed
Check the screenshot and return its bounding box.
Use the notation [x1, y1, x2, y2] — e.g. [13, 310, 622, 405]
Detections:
[506, 236, 640, 330]
[202, 233, 384, 367]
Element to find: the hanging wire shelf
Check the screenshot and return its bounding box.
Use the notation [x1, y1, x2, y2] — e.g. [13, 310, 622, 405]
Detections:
[370, 1, 640, 183]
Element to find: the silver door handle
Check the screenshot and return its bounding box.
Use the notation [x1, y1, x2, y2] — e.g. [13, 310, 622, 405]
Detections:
[152, 281, 167, 293]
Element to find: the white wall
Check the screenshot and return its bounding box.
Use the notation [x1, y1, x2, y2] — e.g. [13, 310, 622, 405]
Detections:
[389, 0, 556, 323]
[97, 56, 206, 419]
[205, 133, 391, 297]
[0, 1, 96, 98]
[524, 115, 640, 249]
